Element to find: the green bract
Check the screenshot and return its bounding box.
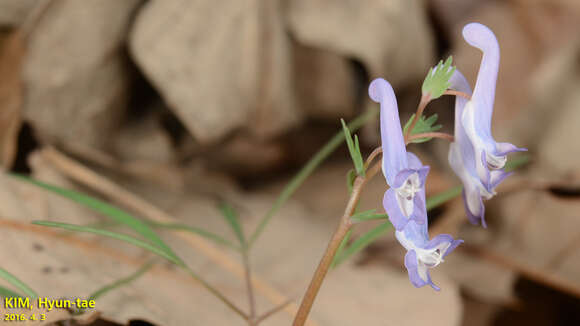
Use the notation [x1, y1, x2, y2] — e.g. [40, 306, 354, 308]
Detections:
[402, 113, 442, 144]
[422, 56, 456, 100]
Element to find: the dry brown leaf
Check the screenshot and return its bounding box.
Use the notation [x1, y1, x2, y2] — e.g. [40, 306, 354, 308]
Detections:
[22, 0, 141, 149]
[130, 0, 301, 144]
[287, 0, 434, 87]
[0, 0, 37, 26]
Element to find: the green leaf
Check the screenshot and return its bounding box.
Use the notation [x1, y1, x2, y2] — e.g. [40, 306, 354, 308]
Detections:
[332, 222, 393, 268]
[341, 119, 365, 176]
[0, 285, 24, 299]
[349, 209, 389, 223]
[402, 113, 442, 144]
[88, 260, 155, 302]
[331, 229, 352, 268]
[422, 56, 456, 100]
[12, 175, 183, 266]
[248, 108, 378, 246]
[150, 222, 240, 251]
[33, 221, 184, 266]
[346, 169, 356, 194]
[219, 203, 246, 247]
[83, 219, 239, 251]
[0, 267, 38, 299]
[426, 186, 463, 211]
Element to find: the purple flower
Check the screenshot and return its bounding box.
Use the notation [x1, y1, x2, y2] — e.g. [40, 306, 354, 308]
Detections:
[396, 219, 463, 290]
[448, 69, 492, 226]
[369, 78, 430, 231]
[460, 23, 526, 192]
[447, 23, 526, 227]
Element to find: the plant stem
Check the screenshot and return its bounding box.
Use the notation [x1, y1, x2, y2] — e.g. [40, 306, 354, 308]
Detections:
[443, 89, 472, 100]
[242, 248, 257, 324]
[292, 162, 381, 326]
[406, 131, 454, 144]
[363, 147, 382, 170]
[404, 94, 431, 141]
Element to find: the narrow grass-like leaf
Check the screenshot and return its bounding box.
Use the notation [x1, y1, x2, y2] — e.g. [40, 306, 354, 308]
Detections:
[33, 221, 184, 266]
[0, 267, 38, 299]
[150, 222, 239, 251]
[83, 219, 239, 251]
[351, 212, 389, 223]
[88, 261, 155, 302]
[426, 186, 463, 211]
[219, 203, 246, 247]
[505, 153, 531, 172]
[332, 222, 393, 268]
[249, 108, 378, 246]
[341, 119, 364, 176]
[331, 229, 352, 268]
[12, 175, 182, 265]
[0, 285, 23, 299]
[353, 135, 365, 177]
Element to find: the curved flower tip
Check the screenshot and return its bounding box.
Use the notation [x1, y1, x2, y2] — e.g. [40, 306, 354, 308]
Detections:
[368, 78, 394, 104]
[462, 23, 499, 57]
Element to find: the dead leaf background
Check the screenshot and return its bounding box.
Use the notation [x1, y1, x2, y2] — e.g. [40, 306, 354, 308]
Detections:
[0, 0, 580, 325]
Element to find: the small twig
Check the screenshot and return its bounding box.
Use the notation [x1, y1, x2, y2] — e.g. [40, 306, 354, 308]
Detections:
[242, 249, 257, 324]
[293, 161, 382, 326]
[254, 299, 293, 324]
[406, 132, 455, 145]
[443, 89, 472, 100]
[404, 95, 430, 141]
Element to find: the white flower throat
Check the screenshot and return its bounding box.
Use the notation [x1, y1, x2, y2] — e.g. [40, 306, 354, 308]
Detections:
[395, 172, 421, 217]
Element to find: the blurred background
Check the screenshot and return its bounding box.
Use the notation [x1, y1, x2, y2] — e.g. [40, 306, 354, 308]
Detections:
[1, 0, 580, 325]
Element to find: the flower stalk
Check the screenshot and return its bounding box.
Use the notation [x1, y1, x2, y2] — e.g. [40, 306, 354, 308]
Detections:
[292, 161, 382, 326]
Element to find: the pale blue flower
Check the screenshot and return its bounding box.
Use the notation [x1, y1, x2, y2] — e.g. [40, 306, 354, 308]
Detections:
[460, 23, 526, 192]
[447, 23, 526, 226]
[369, 78, 429, 231]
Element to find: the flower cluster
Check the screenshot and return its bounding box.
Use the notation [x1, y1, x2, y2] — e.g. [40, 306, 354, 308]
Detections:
[370, 22, 525, 290]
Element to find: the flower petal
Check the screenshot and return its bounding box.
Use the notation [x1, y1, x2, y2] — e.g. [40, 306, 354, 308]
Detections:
[369, 78, 408, 186]
[496, 142, 527, 156]
[383, 188, 409, 231]
[404, 250, 431, 288]
[462, 188, 487, 227]
[424, 234, 464, 259]
[406, 152, 430, 187]
[490, 170, 512, 189]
